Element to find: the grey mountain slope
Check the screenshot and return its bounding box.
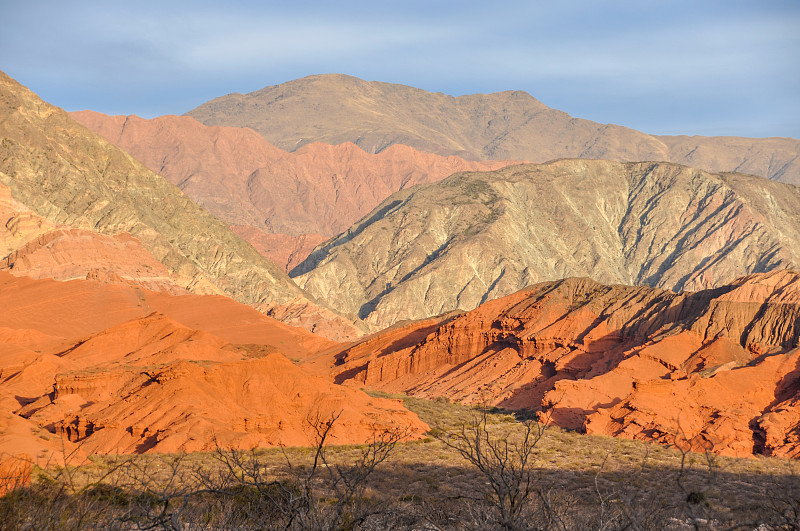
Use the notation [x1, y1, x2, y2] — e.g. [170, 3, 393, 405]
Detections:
[186, 74, 800, 184]
[291, 159, 800, 329]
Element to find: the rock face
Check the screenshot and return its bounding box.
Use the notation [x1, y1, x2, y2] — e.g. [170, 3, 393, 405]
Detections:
[69, 111, 514, 259]
[328, 271, 800, 458]
[185, 74, 800, 183]
[0, 70, 357, 339]
[0, 272, 426, 460]
[293, 160, 800, 329]
[2, 228, 177, 289]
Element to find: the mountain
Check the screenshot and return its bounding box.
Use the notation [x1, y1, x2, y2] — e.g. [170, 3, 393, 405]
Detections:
[0, 181, 181, 292]
[292, 160, 800, 329]
[0, 70, 358, 339]
[0, 271, 426, 459]
[185, 74, 800, 183]
[325, 270, 800, 458]
[69, 111, 516, 269]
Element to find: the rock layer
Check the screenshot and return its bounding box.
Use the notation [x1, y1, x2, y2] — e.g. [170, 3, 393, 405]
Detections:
[185, 74, 800, 183]
[293, 160, 800, 329]
[328, 271, 800, 458]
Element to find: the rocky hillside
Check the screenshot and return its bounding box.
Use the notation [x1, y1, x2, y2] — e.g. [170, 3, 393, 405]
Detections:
[292, 160, 800, 329]
[0, 70, 358, 339]
[185, 74, 800, 183]
[327, 270, 800, 458]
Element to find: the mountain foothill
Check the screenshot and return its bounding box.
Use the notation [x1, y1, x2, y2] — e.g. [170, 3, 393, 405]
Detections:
[0, 69, 799, 463]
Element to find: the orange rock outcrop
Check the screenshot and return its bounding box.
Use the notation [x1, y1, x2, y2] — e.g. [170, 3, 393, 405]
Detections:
[328, 271, 800, 458]
[0, 273, 427, 462]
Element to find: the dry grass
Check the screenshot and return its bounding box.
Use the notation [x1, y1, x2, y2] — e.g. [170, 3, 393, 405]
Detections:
[2, 393, 799, 529]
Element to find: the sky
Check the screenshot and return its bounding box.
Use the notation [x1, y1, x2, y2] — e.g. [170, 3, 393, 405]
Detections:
[1, 0, 798, 138]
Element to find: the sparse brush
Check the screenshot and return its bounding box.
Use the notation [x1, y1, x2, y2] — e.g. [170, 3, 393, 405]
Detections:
[2, 395, 800, 530]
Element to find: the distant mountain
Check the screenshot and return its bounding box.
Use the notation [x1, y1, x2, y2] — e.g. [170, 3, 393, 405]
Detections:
[292, 160, 800, 329]
[185, 74, 800, 184]
[325, 270, 800, 458]
[0, 70, 357, 340]
[70, 111, 516, 270]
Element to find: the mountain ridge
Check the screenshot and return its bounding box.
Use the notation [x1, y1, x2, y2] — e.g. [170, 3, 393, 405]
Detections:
[70, 110, 517, 236]
[185, 74, 800, 184]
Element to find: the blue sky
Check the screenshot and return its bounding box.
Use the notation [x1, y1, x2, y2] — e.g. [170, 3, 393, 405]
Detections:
[2, 0, 798, 138]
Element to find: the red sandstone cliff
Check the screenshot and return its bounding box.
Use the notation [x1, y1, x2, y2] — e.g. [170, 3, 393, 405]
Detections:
[328, 271, 800, 458]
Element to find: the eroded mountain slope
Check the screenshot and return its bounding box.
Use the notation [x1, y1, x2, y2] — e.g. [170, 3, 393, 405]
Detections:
[0, 272, 425, 460]
[293, 160, 800, 329]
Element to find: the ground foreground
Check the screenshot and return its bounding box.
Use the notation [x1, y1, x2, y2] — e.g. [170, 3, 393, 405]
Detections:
[1, 394, 799, 530]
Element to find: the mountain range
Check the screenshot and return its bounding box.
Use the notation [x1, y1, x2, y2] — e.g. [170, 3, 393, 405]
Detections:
[186, 74, 800, 183]
[70, 110, 515, 270]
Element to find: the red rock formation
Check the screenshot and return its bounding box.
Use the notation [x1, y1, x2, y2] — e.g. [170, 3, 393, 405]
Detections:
[328, 271, 800, 457]
[1, 228, 181, 292]
[39, 354, 424, 454]
[0, 272, 426, 460]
